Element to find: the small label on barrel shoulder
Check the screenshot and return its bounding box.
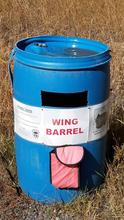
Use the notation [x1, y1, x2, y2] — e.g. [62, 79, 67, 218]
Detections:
[13, 98, 109, 146]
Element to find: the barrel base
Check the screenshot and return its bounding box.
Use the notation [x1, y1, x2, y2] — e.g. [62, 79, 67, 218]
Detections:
[18, 182, 80, 204]
[19, 180, 105, 204]
[15, 134, 106, 204]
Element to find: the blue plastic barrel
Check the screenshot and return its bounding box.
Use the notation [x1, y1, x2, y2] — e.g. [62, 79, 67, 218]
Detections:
[9, 36, 111, 204]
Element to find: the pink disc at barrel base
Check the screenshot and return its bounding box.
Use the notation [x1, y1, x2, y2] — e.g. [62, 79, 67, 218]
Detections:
[56, 145, 84, 165]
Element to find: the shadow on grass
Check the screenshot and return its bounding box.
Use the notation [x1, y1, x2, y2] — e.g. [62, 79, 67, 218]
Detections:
[106, 107, 124, 163]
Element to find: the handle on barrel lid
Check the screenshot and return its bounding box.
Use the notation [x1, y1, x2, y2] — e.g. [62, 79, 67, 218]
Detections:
[8, 48, 16, 87]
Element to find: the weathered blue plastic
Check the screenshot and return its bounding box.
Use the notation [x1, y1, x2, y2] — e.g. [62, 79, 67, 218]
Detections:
[10, 36, 111, 204]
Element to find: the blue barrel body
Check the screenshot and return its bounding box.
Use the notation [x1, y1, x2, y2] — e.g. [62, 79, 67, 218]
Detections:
[11, 36, 111, 203]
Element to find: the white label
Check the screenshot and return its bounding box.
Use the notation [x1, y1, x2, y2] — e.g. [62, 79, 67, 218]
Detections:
[88, 100, 109, 141]
[13, 98, 109, 146]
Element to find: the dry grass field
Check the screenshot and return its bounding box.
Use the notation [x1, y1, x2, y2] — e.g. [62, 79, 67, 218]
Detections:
[0, 0, 124, 219]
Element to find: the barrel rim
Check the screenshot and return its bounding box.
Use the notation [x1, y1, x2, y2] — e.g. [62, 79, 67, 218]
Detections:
[14, 35, 111, 69]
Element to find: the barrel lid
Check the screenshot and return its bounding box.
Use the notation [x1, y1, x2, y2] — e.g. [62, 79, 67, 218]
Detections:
[15, 36, 111, 69]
